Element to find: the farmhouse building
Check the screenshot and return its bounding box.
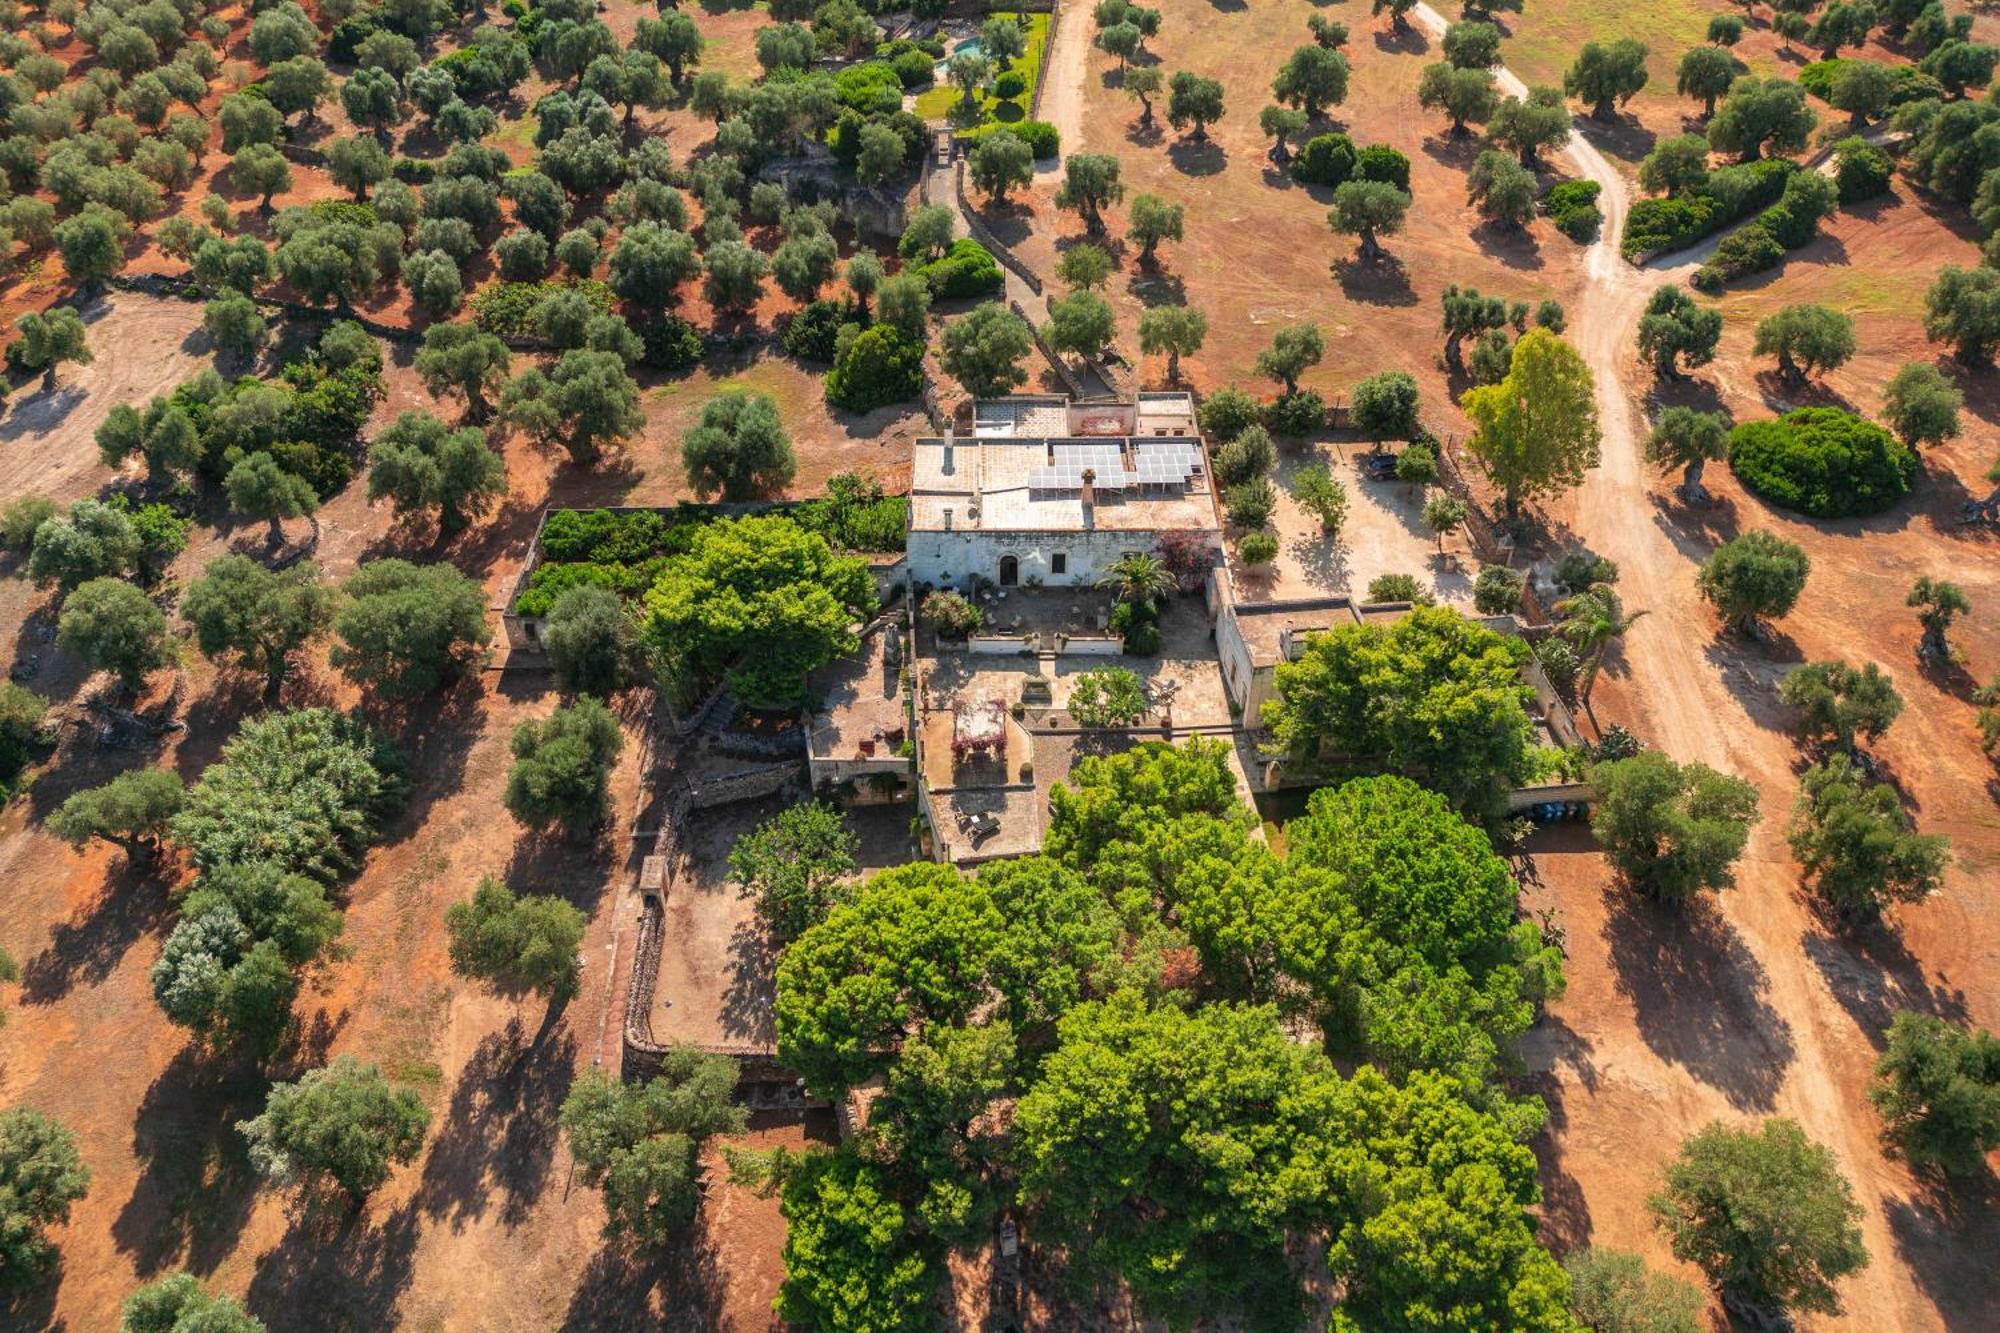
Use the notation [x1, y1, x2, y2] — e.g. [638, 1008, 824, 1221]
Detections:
[906, 393, 1221, 592]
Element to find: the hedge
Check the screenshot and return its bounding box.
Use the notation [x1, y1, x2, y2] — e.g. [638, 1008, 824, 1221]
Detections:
[825, 325, 925, 413]
[913, 237, 1004, 299]
[968, 118, 1059, 158]
[471, 279, 614, 338]
[1543, 179, 1602, 242]
[1622, 158, 1796, 259]
[1729, 407, 1917, 518]
[1797, 58, 1945, 107]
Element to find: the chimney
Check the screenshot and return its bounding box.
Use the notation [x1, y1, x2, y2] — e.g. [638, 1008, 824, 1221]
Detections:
[1079, 477, 1095, 530]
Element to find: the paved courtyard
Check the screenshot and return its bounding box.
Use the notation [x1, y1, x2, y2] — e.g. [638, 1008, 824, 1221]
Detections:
[1234, 447, 1479, 607]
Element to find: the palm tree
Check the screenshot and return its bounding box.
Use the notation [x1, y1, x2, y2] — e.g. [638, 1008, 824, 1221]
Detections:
[1557, 583, 1649, 708]
[1099, 552, 1176, 607]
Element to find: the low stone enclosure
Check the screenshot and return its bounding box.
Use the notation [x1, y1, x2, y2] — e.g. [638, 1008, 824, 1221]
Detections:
[498, 501, 908, 665]
[621, 760, 825, 1106]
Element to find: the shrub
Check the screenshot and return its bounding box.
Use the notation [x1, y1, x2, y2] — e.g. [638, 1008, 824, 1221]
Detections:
[471, 279, 613, 338]
[1729, 408, 1916, 518]
[922, 590, 983, 639]
[1473, 564, 1524, 614]
[1555, 551, 1620, 594]
[1238, 530, 1279, 566]
[1692, 220, 1784, 292]
[1110, 598, 1160, 654]
[1224, 478, 1277, 528]
[1197, 387, 1262, 444]
[1623, 158, 1795, 258]
[1068, 666, 1148, 726]
[912, 237, 1004, 299]
[996, 119, 1060, 158]
[633, 314, 705, 371]
[0, 495, 56, 551]
[782, 298, 857, 365]
[1542, 178, 1602, 241]
[1354, 143, 1410, 191]
[1292, 132, 1357, 187]
[1214, 425, 1276, 485]
[1832, 136, 1891, 204]
[1564, 1248, 1706, 1333]
[993, 71, 1026, 99]
[1367, 572, 1434, 605]
[826, 325, 924, 413]
[1264, 389, 1327, 438]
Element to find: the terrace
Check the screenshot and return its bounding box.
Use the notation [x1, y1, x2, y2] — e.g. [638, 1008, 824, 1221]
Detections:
[806, 618, 913, 796]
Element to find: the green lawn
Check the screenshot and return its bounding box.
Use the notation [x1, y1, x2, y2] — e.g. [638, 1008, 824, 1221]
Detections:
[1502, 0, 1729, 101]
[913, 12, 1052, 126]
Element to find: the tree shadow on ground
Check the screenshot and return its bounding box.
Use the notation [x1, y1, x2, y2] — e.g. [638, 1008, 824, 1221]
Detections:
[1128, 270, 1186, 307]
[1801, 921, 1969, 1049]
[1472, 222, 1545, 271]
[415, 1017, 577, 1231]
[560, 1234, 729, 1332]
[1166, 139, 1227, 177]
[19, 854, 170, 1005]
[1602, 890, 1795, 1111]
[244, 1201, 422, 1332]
[111, 1046, 268, 1277]
[721, 914, 778, 1046]
[1372, 25, 1428, 54]
[0, 1263, 65, 1332]
[1332, 254, 1418, 306]
[1520, 1015, 1598, 1253]
[365, 678, 488, 852]
[1575, 116, 1656, 164]
[1885, 1183, 2000, 1333]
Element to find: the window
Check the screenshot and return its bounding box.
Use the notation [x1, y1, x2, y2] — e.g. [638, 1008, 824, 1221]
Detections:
[1050, 552, 1068, 575]
[999, 554, 1019, 586]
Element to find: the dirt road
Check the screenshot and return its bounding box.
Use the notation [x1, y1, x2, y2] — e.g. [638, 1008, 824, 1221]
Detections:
[1410, 4, 1947, 1324]
[1035, 3, 1091, 177]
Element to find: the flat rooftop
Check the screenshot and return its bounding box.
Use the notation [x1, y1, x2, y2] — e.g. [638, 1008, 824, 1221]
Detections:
[911, 435, 1218, 534]
[1228, 596, 1367, 667]
[807, 622, 905, 762]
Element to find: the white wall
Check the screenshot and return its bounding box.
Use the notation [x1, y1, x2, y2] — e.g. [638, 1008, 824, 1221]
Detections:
[907, 530, 1165, 591]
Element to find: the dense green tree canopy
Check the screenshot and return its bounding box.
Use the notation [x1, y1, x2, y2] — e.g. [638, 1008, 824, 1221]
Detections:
[1263, 606, 1540, 813]
[447, 877, 588, 999]
[331, 559, 491, 699]
[560, 1051, 746, 1241]
[681, 389, 796, 501]
[504, 696, 624, 834]
[776, 862, 1005, 1094]
[1651, 1118, 1868, 1316]
[172, 708, 403, 881]
[240, 1056, 430, 1203]
[1588, 752, 1760, 899]
[729, 801, 858, 942]
[121, 1272, 267, 1333]
[1869, 1010, 2000, 1176]
[0, 1108, 90, 1292]
[640, 515, 875, 707]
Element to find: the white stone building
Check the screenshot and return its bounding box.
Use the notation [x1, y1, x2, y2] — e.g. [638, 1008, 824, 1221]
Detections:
[905, 393, 1221, 592]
